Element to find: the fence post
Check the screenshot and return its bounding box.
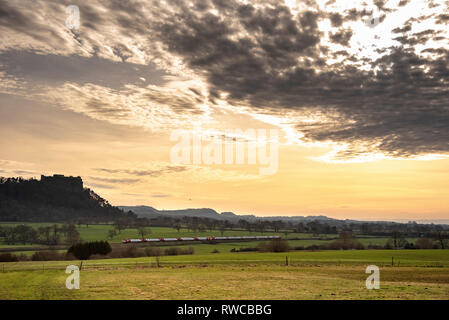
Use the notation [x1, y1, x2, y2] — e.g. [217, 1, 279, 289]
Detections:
[285, 256, 289, 266]
[391, 257, 394, 267]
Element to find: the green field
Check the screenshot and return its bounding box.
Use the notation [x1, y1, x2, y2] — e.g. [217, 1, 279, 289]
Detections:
[0, 222, 339, 255]
[0, 222, 403, 256]
[0, 222, 325, 242]
[1, 222, 447, 300]
[0, 250, 448, 299]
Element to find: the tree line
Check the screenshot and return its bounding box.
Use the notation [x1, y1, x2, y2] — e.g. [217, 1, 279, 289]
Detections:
[0, 223, 81, 245]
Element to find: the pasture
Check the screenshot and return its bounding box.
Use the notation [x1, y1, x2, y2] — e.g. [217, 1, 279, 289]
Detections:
[1, 222, 447, 300]
[0, 222, 326, 242]
[0, 250, 448, 299]
[0, 222, 412, 256]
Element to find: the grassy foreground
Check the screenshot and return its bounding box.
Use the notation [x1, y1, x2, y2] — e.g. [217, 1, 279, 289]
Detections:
[0, 250, 448, 299]
[1, 265, 449, 300]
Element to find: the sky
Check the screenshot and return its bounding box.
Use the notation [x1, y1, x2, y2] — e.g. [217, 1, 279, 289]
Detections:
[0, 0, 448, 221]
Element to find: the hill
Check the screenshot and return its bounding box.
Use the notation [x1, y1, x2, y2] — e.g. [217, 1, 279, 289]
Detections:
[0, 175, 135, 222]
[119, 205, 341, 224]
[119, 206, 227, 220]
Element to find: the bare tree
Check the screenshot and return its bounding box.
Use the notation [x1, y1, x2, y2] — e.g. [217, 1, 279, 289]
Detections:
[137, 226, 151, 239]
[219, 225, 226, 237]
[391, 230, 407, 249]
[114, 219, 127, 234]
[108, 229, 117, 240]
[432, 229, 448, 249]
[66, 224, 81, 245]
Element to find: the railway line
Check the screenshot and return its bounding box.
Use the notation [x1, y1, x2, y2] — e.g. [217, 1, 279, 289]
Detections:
[122, 235, 281, 243]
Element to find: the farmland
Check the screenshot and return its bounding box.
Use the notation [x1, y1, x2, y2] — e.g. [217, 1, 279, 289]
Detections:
[0, 250, 448, 299]
[0, 222, 415, 256]
[1, 222, 447, 300]
[0, 222, 326, 242]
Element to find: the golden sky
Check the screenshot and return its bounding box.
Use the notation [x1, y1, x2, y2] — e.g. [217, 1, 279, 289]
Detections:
[1, 0, 448, 220]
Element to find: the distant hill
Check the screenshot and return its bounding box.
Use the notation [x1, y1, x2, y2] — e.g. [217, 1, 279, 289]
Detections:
[118, 205, 341, 224]
[0, 175, 135, 222]
[119, 206, 227, 220]
[118, 205, 449, 227]
[1, 174, 447, 227]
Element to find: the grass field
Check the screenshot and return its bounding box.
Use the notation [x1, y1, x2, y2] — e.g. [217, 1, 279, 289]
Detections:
[0, 222, 326, 242]
[0, 222, 405, 256]
[0, 250, 448, 299]
[1, 222, 447, 300]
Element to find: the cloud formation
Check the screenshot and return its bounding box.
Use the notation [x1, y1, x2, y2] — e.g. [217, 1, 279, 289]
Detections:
[88, 176, 140, 184]
[94, 165, 189, 178]
[1, 0, 448, 160]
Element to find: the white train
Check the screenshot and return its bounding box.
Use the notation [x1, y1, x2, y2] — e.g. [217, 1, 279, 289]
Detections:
[122, 235, 280, 244]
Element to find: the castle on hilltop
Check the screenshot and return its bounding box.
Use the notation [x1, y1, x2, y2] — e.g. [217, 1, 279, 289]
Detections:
[40, 174, 83, 190]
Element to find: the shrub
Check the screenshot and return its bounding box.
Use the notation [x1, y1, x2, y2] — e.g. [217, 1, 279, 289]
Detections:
[68, 241, 112, 260]
[164, 246, 195, 256]
[115, 246, 143, 258]
[184, 246, 194, 255]
[404, 242, 416, 249]
[237, 247, 259, 252]
[164, 247, 179, 256]
[305, 244, 320, 250]
[211, 249, 220, 253]
[325, 239, 365, 250]
[324, 232, 365, 250]
[17, 253, 29, 261]
[107, 246, 156, 259]
[416, 238, 434, 249]
[31, 250, 67, 261]
[145, 247, 162, 257]
[258, 239, 290, 252]
[122, 246, 141, 258]
[65, 253, 76, 260]
[0, 253, 18, 262]
[384, 240, 393, 249]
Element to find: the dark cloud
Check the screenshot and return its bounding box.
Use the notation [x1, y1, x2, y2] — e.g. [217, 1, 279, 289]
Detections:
[435, 14, 449, 24]
[12, 170, 36, 175]
[329, 29, 352, 45]
[151, 193, 171, 198]
[0, 0, 29, 28]
[0, 0, 69, 47]
[88, 176, 140, 184]
[1, 0, 448, 159]
[94, 166, 188, 177]
[329, 13, 343, 27]
[0, 51, 167, 89]
[398, 0, 411, 6]
[392, 25, 412, 33]
[147, 0, 449, 158]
